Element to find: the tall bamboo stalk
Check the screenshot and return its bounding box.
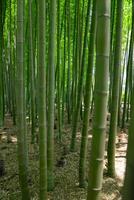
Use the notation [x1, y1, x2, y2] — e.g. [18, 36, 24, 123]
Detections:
[79, 0, 97, 187]
[47, 0, 56, 191]
[107, 0, 124, 178]
[38, 0, 47, 198]
[87, 0, 110, 199]
[16, 0, 30, 199]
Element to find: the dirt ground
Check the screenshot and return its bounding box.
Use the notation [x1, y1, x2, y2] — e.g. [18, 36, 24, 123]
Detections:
[0, 115, 127, 200]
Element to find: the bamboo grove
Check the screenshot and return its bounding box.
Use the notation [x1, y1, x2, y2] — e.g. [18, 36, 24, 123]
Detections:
[0, 0, 134, 199]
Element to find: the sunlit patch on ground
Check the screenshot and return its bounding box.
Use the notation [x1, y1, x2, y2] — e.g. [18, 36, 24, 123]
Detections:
[115, 133, 127, 183]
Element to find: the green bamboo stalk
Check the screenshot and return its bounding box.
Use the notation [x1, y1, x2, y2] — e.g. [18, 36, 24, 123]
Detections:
[87, 0, 110, 199]
[29, 0, 36, 143]
[67, 0, 71, 123]
[71, 0, 80, 122]
[107, 0, 124, 178]
[122, 29, 133, 130]
[0, 0, 4, 127]
[62, 1, 66, 125]
[79, 0, 85, 66]
[38, 0, 47, 198]
[108, 0, 116, 113]
[57, 0, 62, 139]
[47, 0, 56, 191]
[70, 0, 76, 119]
[79, 0, 97, 188]
[16, 0, 30, 199]
[70, 0, 92, 152]
[118, 29, 130, 127]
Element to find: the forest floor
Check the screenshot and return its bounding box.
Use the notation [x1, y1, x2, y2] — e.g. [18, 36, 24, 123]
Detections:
[0, 114, 128, 200]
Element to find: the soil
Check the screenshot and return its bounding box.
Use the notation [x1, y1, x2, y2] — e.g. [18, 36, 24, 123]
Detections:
[0, 115, 127, 200]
